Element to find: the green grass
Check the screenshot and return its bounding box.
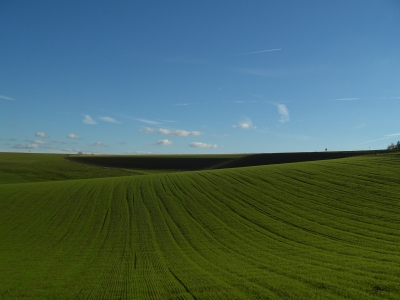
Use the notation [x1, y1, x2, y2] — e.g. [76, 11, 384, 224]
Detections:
[0, 152, 139, 184]
[0, 152, 400, 298]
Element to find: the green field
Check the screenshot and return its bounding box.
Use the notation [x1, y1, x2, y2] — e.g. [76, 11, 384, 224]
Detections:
[1, 152, 400, 299]
[0, 153, 140, 184]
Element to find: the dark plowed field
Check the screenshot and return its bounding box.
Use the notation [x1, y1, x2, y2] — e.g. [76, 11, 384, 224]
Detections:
[67, 150, 386, 171]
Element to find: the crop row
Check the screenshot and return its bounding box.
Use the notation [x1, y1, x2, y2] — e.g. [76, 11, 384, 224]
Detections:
[0, 153, 400, 298]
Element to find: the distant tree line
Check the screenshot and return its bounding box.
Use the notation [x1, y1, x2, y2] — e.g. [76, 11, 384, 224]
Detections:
[387, 141, 400, 150]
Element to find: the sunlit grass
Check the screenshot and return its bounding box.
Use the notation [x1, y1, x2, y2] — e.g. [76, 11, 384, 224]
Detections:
[0, 152, 399, 298]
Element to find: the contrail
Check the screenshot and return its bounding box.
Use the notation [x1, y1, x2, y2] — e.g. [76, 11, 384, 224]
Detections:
[0, 95, 14, 100]
[231, 48, 281, 56]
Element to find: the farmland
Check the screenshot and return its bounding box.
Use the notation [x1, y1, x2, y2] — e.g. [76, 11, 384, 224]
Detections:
[0, 151, 400, 299]
[0, 153, 138, 184]
[67, 150, 384, 171]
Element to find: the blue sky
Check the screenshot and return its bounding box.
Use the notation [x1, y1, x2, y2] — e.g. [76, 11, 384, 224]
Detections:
[1, 1, 400, 154]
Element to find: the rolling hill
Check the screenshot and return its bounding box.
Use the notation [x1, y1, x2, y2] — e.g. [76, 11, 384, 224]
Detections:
[0, 152, 399, 299]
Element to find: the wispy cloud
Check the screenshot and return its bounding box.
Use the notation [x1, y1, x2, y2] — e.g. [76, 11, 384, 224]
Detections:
[150, 139, 173, 146]
[83, 115, 97, 125]
[231, 48, 281, 56]
[141, 127, 154, 134]
[236, 67, 296, 78]
[0, 95, 14, 101]
[173, 98, 292, 107]
[99, 116, 120, 123]
[233, 119, 256, 129]
[332, 97, 361, 101]
[27, 139, 47, 145]
[35, 132, 49, 138]
[354, 123, 367, 129]
[91, 142, 105, 147]
[158, 128, 203, 137]
[276, 103, 290, 123]
[385, 133, 400, 137]
[248, 94, 266, 99]
[217, 85, 230, 91]
[361, 132, 400, 144]
[189, 142, 218, 148]
[67, 134, 80, 139]
[13, 143, 38, 149]
[332, 96, 400, 102]
[136, 118, 160, 125]
[92, 109, 166, 125]
[51, 140, 68, 145]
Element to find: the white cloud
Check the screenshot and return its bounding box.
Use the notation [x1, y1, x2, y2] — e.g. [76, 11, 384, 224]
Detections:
[232, 48, 281, 56]
[332, 98, 361, 101]
[99, 116, 120, 123]
[0, 95, 14, 101]
[276, 104, 290, 123]
[140, 127, 154, 134]
[136, 118, 160, 125]
[67, 134, 80, 139]
[92, 142, 105, 147]
[13, 143, 38, 149]
[385, 133, 400, 137]
[151, 139, 173, 146]
[361, 132, 400, 144]
[35, 132, 49, 138]
[158, 128, 172, 135]
[83, 115, 97, 125]
[233, 119, 256, 129]
[158, 128, 203, 136]
[189, 142, 218, 148]
[28, 139, 47, 144]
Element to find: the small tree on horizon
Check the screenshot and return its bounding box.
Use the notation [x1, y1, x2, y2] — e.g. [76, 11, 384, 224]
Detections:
[387, 141, 400, 150]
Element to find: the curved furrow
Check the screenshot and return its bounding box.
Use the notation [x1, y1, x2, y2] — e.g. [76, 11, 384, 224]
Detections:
[166, 172, 388, 298]
[251, 168, 400, 245]
[182, 169, 400, 296]
[241, 166, 400, 240]
[169, 173, 358, 297]
[156, 174, 319, 299]
[1, 154, 400, 298]
[145, 175, 252, 299]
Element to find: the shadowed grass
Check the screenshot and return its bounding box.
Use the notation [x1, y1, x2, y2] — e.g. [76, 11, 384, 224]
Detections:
[0, 153, 138, 184]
